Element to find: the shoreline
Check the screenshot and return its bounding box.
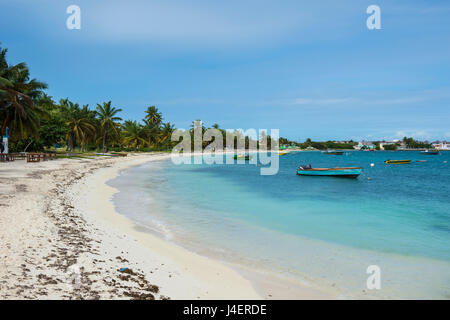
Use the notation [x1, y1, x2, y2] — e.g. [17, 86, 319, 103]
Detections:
[105, 153, 450, 300]
[72, 153, 263, 299]
[0, 152, 333, 299]
[74, 153, 335, 299]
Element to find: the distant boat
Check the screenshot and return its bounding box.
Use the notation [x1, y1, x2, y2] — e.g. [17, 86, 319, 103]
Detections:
[323, 150, 344, 155]
[384, 159, 411, 164]
[233, 154, 252, 160]
[297, 165, 362, 178]
[278, 152, 288, 156]
[420, 150, 440, 155]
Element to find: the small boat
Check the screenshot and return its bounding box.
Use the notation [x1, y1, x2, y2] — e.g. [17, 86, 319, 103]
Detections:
[278, 152, 288, 156]
[384, 159, 411, 164]
[420, 149, 440, 155]
[297, 165, 362, 178]
[233, 154, 252, 160]
[323, 150, 344, 155]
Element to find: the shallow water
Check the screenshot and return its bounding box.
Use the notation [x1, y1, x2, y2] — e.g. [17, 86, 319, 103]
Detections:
[110, 151, 450, 299]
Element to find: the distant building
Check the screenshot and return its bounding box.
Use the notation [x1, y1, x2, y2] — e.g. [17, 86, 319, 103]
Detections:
[354, 141, 375, 150]
[379, 141, 396, 150]
[397, 141, 407, 149]
[432, 141, 450, 150]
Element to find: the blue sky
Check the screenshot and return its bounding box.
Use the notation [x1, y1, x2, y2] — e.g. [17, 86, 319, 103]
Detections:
[1, 0, 449, 141]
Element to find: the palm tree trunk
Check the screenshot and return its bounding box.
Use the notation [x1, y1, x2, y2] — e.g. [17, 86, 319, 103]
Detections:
[102, 131, 107, 153]
[68, 134, 74, 151]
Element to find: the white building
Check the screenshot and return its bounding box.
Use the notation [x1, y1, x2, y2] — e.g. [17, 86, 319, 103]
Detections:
[432, 141, 450, 150]
[354, 141, 375, 150]
[379, 141, 397, 150]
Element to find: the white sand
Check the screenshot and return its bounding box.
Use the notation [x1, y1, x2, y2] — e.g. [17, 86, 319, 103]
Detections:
[0, 153, 334, 299]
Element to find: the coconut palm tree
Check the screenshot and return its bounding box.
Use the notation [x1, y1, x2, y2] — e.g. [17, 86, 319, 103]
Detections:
[142, 119, 159, 150]
[79, 104, 97, 151]
[96, 101, 122, 152]
[144, 106, 162, 126]
[143, 106, 162, 150]
[158, 122, 175, 149]
[122, 120, 147, 151]
[0, 45, 48, 140]
[62, 99, 95, 151]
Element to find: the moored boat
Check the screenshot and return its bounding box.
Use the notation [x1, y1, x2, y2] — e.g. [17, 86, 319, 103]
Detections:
[323, 150, 344, 155]
[233, 154, 252, 160]
[384, 159, 411, 164]
[296, 165, 362, 178]
[420, 149, 440, 155]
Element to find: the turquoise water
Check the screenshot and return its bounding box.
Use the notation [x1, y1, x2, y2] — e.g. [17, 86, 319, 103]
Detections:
[110, 151, 450, 298]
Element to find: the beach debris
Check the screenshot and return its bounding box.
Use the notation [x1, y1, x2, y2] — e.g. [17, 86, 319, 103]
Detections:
[1, 157, 168, 301]
[119, 267, 133, 274]
[123, 291, 155, 300]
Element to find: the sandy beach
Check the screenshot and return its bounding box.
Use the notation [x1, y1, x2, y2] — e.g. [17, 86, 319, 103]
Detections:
[0, 153, 333, 300]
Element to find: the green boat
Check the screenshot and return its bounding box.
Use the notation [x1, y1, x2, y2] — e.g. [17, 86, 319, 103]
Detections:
[420, 150, 440, 155]
[323, 150, 344, 155]
[384, 159, 411, 164]
[297, 165, 362, 178]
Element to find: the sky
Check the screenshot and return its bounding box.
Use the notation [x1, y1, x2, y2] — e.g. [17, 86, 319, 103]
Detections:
[1, 0, 449, 141]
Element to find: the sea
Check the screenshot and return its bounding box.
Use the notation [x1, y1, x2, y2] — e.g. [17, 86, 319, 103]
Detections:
[109, 151, 450, 299]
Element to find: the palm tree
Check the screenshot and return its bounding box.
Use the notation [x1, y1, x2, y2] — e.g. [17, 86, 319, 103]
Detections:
[142, 120, 158, 150]
[144, 106, 162, 126]
[62, 99, 95, 151]
[96, 101, 122, 152]
[80, 104, 97, 151]
[143, 106, 162, 151]
[122, 120, 147, 151]
[158, 122, 175, 149]
[0, 45, 48, 140]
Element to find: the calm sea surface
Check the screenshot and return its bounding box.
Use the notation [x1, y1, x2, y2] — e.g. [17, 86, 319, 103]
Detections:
[110, 151, 450, 298]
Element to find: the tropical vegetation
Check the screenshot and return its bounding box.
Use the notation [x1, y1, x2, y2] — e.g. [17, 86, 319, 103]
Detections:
[0, 44, 177, 153]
